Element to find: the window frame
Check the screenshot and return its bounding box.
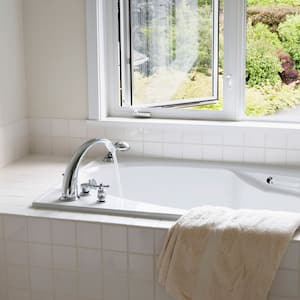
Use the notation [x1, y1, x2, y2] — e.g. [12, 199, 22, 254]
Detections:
[87, 0, 246, 121]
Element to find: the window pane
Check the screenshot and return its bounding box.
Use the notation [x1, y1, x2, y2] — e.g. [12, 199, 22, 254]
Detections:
[246, 0, 300, 119]
[127, 0, 219, 108]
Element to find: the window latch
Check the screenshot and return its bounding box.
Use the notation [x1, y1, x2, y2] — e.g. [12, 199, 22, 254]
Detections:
[132, 109, 152, 118]
[225, 74, 233, 89]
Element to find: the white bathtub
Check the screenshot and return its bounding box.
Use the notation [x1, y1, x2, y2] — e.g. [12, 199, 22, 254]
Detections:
[33, 157, 300, 220]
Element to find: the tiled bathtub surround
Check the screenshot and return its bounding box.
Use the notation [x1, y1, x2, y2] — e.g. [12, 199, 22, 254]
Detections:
[30, 118, 300, 166]
[0, 214, 299, 300]
[0, 119, 29, 167]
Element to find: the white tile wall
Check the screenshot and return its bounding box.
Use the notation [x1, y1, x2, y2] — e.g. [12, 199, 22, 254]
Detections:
[28, 118, 300, 166]
[0, 119, 29, 167]
[0, 215, 299, 300]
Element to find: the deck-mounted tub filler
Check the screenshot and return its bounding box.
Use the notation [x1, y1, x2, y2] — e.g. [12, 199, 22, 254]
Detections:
[33, 138, 300, 219]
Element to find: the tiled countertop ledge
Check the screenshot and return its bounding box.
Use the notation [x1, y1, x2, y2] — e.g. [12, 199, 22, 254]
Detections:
[0, 154, 174, 229]
[0, 154, 300, 240]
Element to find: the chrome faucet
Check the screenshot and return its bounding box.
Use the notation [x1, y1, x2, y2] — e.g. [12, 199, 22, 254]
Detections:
[60, 138, 116, 201]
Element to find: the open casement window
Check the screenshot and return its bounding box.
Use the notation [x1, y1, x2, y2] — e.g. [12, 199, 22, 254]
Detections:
[90, 0, 245, 121]
[119, 0, 220, 109]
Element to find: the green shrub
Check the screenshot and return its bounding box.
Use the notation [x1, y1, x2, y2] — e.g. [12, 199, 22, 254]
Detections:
[246, 83, 300, 116]
[192, 79, 300, 116]
[247, 5, 300, 32]
[246, 22, 282, 87]
[248, 0, 300, 7]
[278, 14, 300, 69]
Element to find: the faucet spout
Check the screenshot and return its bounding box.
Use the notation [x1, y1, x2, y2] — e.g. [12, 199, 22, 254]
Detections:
[60, 138, 116, 201]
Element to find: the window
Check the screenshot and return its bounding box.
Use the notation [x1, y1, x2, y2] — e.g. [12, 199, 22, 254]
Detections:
[120, 0, 219, 108]
[88, 0, 300, 122]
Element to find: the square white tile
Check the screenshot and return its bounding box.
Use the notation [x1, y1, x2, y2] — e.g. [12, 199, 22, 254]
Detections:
[244, 147, 265, 163]
[163, 143, 182, 159]
[129, 254, 154, 281]
[265, 149, 286, 165]
[28, 218, 51, 244]
[6, 241, 29, 265]
[76, 222, 101, 249]
[52, 137, 70, 156]
[7, 265, 30, 289]
[182, 144, 202, 160]
[223, 131, 244, 146]
[4, 215, 27, 241]
[223, 146, 243, 162]
[51, 119, 69, 137]
[244, 131, 265, 147]
[102, 225, 127, 252]
[54, 270, 77, 297]
[29, 243, 52, 268]
[78, 272, 102, 299]
[143, 128, 163, 142]
[30, 267, 53, 293]
[87, 124, 105, 139]
[128, 227, 154, 255]
[265, 133, 287, 149]
[78, 248, 102, 273]
[144, 142, 163, 157]
[202, 145, 223, 161]
[182, 128, 202, 144]
[51, 220, 76, 246]
[53, 245, 77, 271]
[103, 250, 127, 275]
[69, 120, 87, 138]
[129, 278, 154, 300]
[104, 273, 128, 300]
[163, 128, 182, 143]
[203, 132, 223, 145]
[7, 288, 31, 300]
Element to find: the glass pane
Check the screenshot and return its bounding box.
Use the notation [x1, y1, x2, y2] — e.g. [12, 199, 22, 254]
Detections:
[246, 0, 300, 119]
[129, 0, 219, 108]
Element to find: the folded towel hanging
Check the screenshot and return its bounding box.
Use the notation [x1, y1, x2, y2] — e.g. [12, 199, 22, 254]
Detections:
[158, 206, 300, 300]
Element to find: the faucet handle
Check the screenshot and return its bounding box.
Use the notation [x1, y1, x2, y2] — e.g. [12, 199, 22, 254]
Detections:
[88, 178, 98, 188]
[80, 178, 100, 196]
[97, 183, 110, 202]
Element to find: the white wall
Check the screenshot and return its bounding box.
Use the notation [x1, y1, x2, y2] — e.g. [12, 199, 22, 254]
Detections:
[24, 0, 88, 120]
[0, 0, 28, 166]
[0, 0, 27, 125]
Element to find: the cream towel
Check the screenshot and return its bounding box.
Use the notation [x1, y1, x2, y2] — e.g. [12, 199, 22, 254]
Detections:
[158, 206, 300, 300]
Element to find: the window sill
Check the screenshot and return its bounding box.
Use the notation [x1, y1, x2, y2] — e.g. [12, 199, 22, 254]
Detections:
[87, 117, 300, 131]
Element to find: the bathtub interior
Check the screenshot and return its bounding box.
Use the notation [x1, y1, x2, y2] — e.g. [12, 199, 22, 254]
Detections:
[32, 157, 300, 219]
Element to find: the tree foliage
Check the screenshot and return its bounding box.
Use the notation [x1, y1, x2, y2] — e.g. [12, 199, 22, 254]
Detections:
[246, 22, 282, 87]
[278, 14, 300, 69]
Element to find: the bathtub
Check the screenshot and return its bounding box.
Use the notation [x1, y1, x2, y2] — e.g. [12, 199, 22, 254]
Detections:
[33, 156, 300, 220]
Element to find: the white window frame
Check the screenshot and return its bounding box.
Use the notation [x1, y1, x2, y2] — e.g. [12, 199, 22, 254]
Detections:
[87, 0, 246, 121]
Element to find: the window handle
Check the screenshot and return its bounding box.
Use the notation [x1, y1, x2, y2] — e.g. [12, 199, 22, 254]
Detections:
[225, 74, 233, 89]
[133, 109, 152, 118]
